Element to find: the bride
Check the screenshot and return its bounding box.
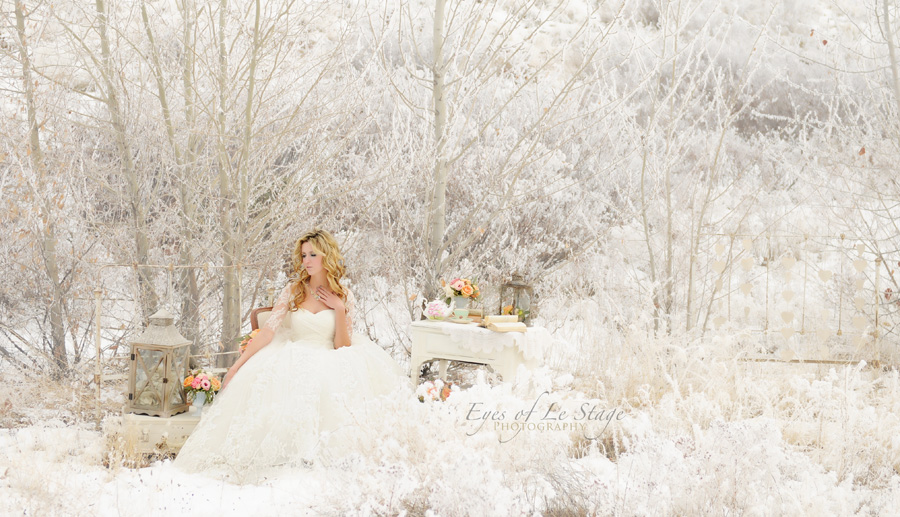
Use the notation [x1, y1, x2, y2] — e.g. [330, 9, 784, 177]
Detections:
[173, 229, 405, 477]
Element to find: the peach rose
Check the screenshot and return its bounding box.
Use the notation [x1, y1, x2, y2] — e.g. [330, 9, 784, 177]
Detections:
[461, 284, 474, 297]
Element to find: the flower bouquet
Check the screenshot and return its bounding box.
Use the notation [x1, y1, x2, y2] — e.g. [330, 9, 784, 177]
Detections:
[183, 369, 221, 405]
[238, 329, 260, 355]
[424, 300, 452, 320]
[415, 379, 459, 402]
[443, 277, 481, 302]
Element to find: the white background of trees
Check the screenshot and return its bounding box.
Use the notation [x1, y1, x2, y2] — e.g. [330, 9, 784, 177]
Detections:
[1, 0, 899, 375]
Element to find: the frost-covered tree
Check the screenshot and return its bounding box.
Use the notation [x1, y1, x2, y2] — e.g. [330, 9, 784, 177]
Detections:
[129, 0, 388, 362]
[355, 0, 641, 313]
[0, 0, 100, 373]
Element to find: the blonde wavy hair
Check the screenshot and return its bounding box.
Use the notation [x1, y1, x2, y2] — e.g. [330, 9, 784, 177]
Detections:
[287, 229, 348, 311]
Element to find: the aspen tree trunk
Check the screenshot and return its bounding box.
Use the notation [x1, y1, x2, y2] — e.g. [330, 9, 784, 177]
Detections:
[15, 0, 66, 371]
[178, 0, 201, 358]
[884, 0, 900, 119]
[663, 156, 674, 325]
[140, 0, 201, 354]
[639, 147, 661, 333]
[216, 0, 261, 365]
[425, 0, 448, 298]
[662, 0, 679, 331]
[95, 0, 158, 320]
[214, 0, 241, 367]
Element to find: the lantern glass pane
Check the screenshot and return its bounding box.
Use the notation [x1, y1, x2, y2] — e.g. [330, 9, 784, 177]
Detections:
[519, 290, 531, 311]
[168, 348, 189, 406]
[134, 348, 165, 408]
[500, 287, 511, 314]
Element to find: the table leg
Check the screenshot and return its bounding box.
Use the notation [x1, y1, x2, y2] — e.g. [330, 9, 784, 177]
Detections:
[438, 359, 448, 381]
[482, 365, 500, 385]
[410, 357, 425, 387]
[497, 362, 517, 384]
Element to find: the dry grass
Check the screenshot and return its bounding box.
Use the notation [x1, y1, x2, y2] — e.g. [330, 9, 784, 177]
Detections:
[538, 296, 900, 510]
[0, 367, 151, 473]
[0, 366, 129, 430]
[540, 463, 603, 517]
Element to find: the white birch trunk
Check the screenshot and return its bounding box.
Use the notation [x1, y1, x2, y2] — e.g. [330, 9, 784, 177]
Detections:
[425, 0, 448, 298]
[884, 0, 900, 118]
[214, 0, 241, 367]
[178, 0, 202, 358]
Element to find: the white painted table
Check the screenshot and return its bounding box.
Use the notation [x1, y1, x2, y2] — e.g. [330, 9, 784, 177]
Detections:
[409, 320, 549, 385]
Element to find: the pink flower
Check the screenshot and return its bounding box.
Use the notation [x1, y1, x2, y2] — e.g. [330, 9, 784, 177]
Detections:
[191, 378, 202, 389]
[200, 379, 211, 390]
[450, 279, 465, 291]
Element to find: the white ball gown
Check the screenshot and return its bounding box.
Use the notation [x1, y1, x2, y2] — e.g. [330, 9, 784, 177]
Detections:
[173, 286, 404, 478]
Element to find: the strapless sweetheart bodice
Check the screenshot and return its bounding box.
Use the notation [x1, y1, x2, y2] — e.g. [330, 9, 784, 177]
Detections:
[284, 309, 336, 347]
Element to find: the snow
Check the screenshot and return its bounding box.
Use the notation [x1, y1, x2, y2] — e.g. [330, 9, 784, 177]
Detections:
[4, 0, 900, 513]
[3, 332, 900, 515]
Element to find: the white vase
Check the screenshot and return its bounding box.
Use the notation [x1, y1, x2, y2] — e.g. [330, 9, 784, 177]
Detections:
[453, 296, 469, 309]
[193, 394, 207, 417]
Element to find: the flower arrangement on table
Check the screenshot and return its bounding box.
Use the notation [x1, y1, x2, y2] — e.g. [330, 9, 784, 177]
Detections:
[183, 369, 221, 404]
[416, 379, 459, 402]
[238, 329, 260, 355]
[442, 277, 481, 304]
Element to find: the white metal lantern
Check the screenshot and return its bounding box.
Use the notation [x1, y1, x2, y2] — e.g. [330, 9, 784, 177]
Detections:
[126, 309, 191, 417]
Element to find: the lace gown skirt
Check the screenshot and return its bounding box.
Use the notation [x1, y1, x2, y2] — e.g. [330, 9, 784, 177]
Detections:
[173, 309, 404, 476]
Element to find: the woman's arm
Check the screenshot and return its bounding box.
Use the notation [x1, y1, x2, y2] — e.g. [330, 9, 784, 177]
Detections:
[223, 327, 274, 387]
[332, 309, 351, 349]
[223, 283, 292, 389]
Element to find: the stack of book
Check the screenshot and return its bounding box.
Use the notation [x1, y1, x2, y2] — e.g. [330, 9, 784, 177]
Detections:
[483, 315, 526, 333]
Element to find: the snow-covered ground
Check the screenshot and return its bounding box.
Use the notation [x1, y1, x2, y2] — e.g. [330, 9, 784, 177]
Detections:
[3, 329, 899, 516]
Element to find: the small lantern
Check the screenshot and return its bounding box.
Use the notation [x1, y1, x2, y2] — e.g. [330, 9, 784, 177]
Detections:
[499, 273, 535, 326]
[126, 309, 191, 417]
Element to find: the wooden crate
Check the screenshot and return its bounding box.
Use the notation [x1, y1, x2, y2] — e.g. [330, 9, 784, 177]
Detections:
[120, 408, 201, 455]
